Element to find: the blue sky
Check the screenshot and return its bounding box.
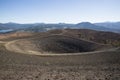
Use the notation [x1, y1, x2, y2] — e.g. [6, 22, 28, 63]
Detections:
[0, 0, 120, 23]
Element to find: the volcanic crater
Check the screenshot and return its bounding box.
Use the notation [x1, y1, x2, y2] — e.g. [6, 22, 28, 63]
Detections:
[13, 34, 106, 54]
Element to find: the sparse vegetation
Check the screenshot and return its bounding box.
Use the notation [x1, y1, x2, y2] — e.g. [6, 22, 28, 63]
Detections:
[48, 29, 120, 47]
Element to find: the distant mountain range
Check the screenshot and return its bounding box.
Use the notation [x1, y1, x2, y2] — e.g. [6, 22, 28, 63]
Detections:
[94, 22, 120, 29]
[0, 22, 120, 33]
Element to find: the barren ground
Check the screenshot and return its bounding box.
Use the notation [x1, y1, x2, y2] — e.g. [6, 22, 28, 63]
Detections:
[0, 32, 120, 80]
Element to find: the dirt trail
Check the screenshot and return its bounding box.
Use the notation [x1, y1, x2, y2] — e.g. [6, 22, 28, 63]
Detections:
[5, 40, 29, 54]
[4, 39, 118, 56]
[0, 41, 7, 43]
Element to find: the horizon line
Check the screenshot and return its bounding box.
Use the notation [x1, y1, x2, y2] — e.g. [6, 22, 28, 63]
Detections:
[0, 21, 120, 24]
